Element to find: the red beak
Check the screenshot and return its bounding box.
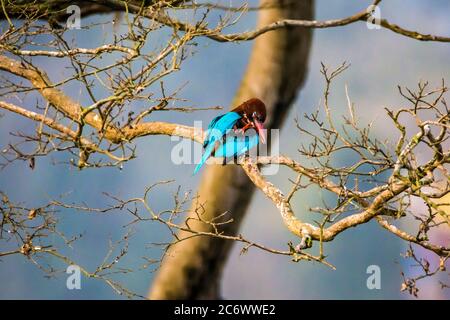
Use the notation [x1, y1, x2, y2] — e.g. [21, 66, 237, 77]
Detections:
[254, 119, 266, 144]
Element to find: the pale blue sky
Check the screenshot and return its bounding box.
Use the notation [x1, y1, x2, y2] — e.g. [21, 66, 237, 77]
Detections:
[0, 0, 449, 299]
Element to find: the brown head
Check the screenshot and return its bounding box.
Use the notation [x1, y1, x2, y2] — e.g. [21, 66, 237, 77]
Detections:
[232, 98, 267, 143]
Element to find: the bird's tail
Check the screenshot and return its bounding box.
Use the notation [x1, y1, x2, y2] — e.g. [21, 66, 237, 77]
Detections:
[193, 141, 216, 175]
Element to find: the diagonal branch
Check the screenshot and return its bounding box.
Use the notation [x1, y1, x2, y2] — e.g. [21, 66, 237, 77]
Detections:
[0, 100, 126, 161]
[242, 156, 410, 242]
[0, 54, 204, 144]
[240, 158, 318, 237]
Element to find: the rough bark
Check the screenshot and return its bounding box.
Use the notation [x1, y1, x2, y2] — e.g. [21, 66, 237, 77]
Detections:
[149, 0, 315, 300]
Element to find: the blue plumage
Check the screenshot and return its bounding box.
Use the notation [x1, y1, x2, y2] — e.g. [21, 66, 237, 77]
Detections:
[214, 134, 259, 158]
[194, 112, 241, 174]
[203, 112, 241, 148]
[194, 98, 267, 174]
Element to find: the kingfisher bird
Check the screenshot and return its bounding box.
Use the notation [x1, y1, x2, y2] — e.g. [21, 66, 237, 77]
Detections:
[194, 98, 267, 174]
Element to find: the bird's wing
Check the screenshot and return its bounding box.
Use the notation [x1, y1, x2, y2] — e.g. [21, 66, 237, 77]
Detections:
[203, 112, 241, 148]
[194, 140, 217, 174]
[203, 114, 223, 148]
[194, 112, 241, 174]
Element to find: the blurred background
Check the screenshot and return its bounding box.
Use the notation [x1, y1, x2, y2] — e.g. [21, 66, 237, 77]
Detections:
[0, 0, 449, 299]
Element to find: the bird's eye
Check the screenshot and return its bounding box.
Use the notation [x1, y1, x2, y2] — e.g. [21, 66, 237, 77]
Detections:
[252, 111, 257, 118]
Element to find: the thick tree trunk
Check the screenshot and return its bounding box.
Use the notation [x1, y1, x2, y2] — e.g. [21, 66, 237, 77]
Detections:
[149, 0, 315, 299]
